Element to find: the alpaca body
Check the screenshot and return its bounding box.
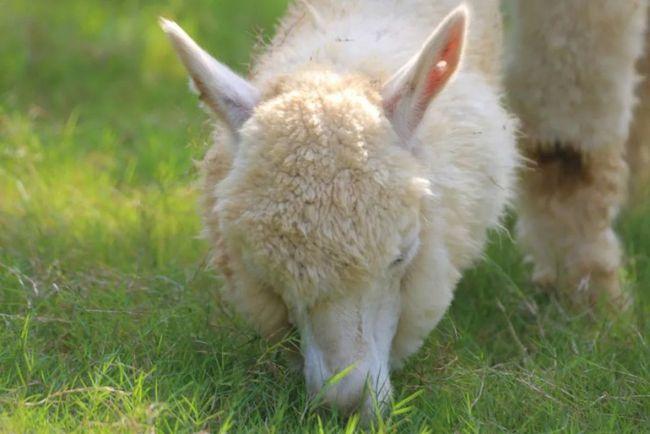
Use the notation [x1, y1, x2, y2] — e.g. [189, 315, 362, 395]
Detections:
[253, 0, 503, 87]
[163, 0, 650, 420]
[505, 0, 648, 152]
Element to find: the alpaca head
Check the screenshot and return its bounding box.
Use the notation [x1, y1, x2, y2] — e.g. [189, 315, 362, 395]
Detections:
[161, 6, 467, 417]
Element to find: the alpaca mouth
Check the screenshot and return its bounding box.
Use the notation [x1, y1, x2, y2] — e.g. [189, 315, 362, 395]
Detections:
[303, 349, 392, 418]
[297, 289, 399, 417]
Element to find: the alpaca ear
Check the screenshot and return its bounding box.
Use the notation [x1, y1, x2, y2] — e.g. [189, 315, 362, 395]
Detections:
[160, 18, 260, 132]
[382, 6, 467, 140]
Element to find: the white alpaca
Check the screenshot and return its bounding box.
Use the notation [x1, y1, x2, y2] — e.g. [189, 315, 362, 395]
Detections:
[161, 0, 517, 416]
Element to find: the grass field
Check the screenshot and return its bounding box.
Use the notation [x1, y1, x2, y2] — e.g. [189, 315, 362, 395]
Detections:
[1, 0, 649, 432]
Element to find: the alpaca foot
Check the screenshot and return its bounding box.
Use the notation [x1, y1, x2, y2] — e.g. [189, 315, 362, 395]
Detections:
[566, 267, 631, 312]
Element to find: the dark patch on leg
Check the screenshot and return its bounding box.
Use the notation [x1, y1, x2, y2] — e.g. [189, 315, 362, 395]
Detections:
[523, 142, 593, 196]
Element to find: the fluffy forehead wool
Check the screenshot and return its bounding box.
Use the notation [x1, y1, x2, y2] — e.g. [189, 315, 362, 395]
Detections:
[217, 71, 430, 299]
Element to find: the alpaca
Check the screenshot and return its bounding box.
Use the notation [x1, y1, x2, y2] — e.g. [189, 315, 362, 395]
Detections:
[161, 0, 517, 416]
[504, 0, 649, 306]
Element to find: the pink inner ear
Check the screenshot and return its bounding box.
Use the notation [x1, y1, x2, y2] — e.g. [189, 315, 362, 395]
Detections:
[421, 20, 464, 105]
[383, 92, 400, 119]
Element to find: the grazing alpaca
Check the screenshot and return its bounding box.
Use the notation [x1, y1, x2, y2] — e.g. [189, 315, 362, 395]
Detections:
[161, 0, 517, 416]
[504, 0, 649, 306]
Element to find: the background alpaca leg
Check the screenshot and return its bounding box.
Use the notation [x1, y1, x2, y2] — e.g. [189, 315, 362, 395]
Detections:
[504, 0, 648, 305]
[628, 14, 650, 195]
[517, 143, 627, 304]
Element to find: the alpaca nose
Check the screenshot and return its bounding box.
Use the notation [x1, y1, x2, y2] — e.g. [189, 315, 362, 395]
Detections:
[304, 354, 392, 418]
[298, 287, 400, 418]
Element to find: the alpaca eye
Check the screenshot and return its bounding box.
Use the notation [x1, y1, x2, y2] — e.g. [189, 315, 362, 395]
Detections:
[391, 236, 420, 268]
[390, 255, 405, 267]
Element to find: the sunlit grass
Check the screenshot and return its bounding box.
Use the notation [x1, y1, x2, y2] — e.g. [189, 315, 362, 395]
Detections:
[1, 0, 648, 432]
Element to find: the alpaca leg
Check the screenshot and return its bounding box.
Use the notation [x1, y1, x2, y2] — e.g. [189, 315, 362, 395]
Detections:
[505, 0, 648, 305]
[628, 16, 650, 195]
[517, 143, 627, 305]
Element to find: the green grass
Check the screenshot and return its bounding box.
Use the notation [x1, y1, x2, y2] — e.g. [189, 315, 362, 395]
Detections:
[1, 0, 648, 432]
